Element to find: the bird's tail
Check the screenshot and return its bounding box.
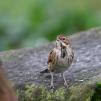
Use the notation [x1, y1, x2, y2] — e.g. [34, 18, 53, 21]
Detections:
[40, 68, 49, 73]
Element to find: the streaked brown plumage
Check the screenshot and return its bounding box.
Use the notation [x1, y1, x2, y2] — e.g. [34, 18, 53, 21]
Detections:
[41, 35, 74, 88]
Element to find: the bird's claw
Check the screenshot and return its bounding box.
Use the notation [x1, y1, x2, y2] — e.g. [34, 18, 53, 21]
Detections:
[50, 85, 54, 89]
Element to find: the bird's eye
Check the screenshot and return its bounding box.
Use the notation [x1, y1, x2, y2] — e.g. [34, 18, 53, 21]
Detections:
[62, 38, 65, 40]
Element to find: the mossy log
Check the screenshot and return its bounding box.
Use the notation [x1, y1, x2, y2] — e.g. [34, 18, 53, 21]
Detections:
[0, 27, 101, 101]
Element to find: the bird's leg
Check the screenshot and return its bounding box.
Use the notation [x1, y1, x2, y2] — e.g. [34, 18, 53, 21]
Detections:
[50, 72, 54, 89]
[63, 72, 68, 87]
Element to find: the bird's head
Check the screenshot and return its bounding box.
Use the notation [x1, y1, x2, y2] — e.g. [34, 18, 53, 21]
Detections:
[56, 35, 70, 48]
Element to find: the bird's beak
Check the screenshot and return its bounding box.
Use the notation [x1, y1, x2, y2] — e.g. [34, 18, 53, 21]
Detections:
[60, 41, 67, 47]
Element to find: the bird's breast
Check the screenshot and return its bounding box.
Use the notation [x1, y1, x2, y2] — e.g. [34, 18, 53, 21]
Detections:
[51, 47, 73, 73]
[53, 54, 70, 73]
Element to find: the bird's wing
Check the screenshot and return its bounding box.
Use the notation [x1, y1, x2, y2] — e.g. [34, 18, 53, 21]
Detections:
[47, 48, 57, 71]
[47, 49, 57, 64]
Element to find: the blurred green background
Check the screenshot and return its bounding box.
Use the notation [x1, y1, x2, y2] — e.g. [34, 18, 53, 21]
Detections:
[0, 0, 101, 51]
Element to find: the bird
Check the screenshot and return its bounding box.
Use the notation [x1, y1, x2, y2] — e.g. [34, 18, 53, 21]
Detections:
[40, 35, 74, 89]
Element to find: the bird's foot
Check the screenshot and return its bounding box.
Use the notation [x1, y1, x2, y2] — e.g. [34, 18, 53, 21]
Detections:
[50, 85, 55, 89]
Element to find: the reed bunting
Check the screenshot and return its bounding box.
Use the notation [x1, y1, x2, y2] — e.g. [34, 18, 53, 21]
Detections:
[40, 35, 74, 88]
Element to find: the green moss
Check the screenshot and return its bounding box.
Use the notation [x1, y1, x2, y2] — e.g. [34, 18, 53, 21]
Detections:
[16, 83, 98, 101]
[91, 82, 101, 101]
[16, 84, 68, 101]
[66, 84, 94, 101]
